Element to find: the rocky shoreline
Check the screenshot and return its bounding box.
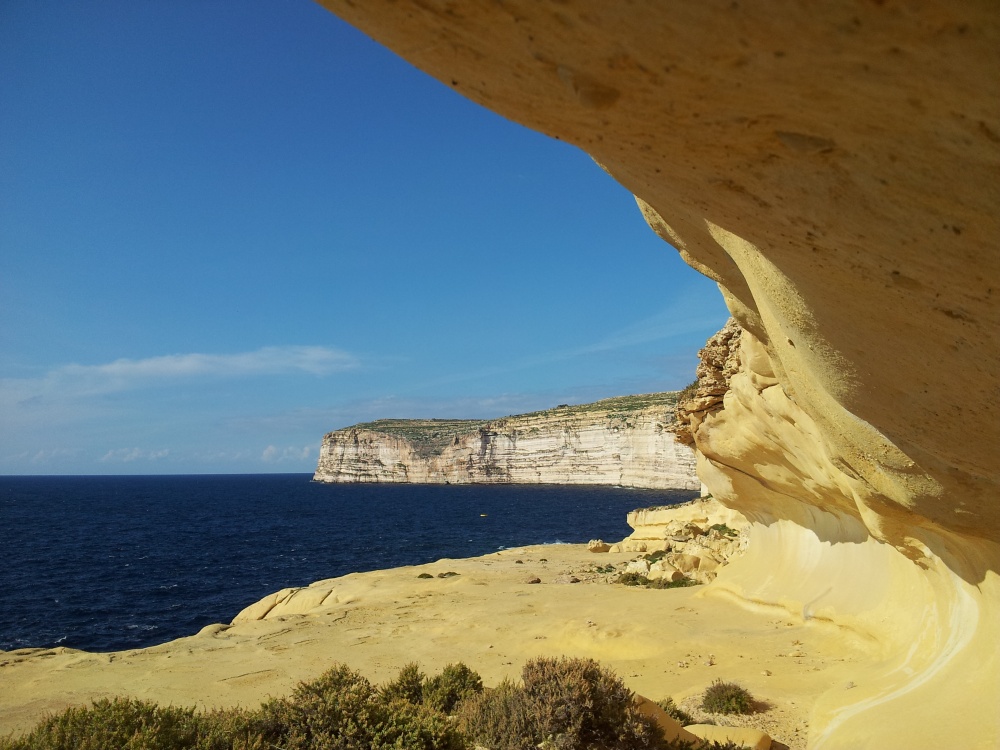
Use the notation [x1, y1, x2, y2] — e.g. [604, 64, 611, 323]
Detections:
[1, 499, 825, 749]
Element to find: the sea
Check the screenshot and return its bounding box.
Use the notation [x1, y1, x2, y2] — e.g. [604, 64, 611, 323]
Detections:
[0, 474, 696, 654]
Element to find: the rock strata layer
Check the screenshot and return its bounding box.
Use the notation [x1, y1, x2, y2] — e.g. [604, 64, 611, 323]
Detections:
[607, 496, 750, 584]
[671, 319, 742, 447]
[314, 393, 699, 489]
[314, 3, 998, 747]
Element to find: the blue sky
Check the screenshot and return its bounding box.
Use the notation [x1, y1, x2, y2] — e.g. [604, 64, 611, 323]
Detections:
[0, 1, 729, 475]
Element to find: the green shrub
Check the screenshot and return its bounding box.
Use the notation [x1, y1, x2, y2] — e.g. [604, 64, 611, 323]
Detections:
[700, 680, 756, 715]
[643, 550, 667, 563]
[521, 656, 663, 749]
[458, 658, 673, 749]
[190, 707, 275, 750]
[3, 661, 752, 750]
[256, 664, 378, 749]
[708, 523, 738, 538]
[0, 664, 473, 750]
[617, 572, 650, 586]
[617, 572, 698, 589]
[364, 698, 468, 750]
[380, 662, 425, 705]
[677, 379, 700, 403]
[655, 697, 693, 725]
[233, 664, 468, 750]
[422, 662, 483, 715]
[0, 697, 200, 750]
[455, 679, 537, 750]
[256, 662, 473, 750]
[0, 700, 284, 750]
[646, 577, 699, 590]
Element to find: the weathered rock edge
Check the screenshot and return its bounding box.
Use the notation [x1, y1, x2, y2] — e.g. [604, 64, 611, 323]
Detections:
[314, 3, 999, 748]
[314, 392, 699, 489]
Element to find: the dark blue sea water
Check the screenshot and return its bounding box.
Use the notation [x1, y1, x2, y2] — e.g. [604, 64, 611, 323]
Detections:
[0, 475, 695, 653]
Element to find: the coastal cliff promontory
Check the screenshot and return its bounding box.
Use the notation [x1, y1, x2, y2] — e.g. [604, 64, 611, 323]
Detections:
[313, 3, 998, 747]
[314, 393, 699, 489]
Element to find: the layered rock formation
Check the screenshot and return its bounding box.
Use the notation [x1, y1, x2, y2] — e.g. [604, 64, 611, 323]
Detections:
[314, 393, 699, 489]
[671, 319, 742, 447]
[607, 496, 751, 585]
[314, 3, 998, 747]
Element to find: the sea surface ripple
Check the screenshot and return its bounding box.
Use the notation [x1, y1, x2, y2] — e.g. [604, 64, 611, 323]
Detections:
[0, 474, 695, 652]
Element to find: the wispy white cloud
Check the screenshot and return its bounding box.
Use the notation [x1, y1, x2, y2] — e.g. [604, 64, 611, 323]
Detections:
[62, 345, 357, 385]
[2, 345, 360, 407]
[100, 447, 170, 463]
[401, 300, 723, 393]
[4, 447, 83, 466]
[261, 444, 315, 463]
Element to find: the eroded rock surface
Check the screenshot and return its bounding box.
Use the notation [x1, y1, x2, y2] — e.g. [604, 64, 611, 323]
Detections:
[609, 496, 750, 584]
[672, 318, 742, 446]
[314, 393, 699, 489]
[315, 3, 999, 747]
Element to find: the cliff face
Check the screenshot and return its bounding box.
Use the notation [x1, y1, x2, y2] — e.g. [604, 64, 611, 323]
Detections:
[313, 3, 998, 747]
[671, 319, 742, 447]
[314, 393, 699, 490]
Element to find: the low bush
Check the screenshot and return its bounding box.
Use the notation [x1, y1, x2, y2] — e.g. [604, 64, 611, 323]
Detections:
[523, 656, 656, 749]
[0, 697, 201, 750]
[455, 679, 536, 750]
[380, 661, 425, 705]
[2, 660, 749, 750]
[458, 656, 669, 750]
[677, 379, 700, 403]
[421, 662, 484, 715]
[0, 664, 469, 750]
[708, 523, 738, 538]
[656, 697, 693, 725]
[617, 572, 698, 590]
[700, 680, 756, 715]
[617, 572, 651, 586]
[646, 577, 699, 590]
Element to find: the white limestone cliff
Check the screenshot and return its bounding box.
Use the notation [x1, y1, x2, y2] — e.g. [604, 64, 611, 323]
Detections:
[314, 393, 699, 490]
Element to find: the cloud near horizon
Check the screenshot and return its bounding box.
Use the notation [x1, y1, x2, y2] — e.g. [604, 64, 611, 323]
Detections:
[100, 447, 171, 463]
[3, 346, 360, 406]
[261, 445, 315, 463]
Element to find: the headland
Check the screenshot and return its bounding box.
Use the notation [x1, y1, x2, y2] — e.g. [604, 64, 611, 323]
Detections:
[314, 392, 699, 490]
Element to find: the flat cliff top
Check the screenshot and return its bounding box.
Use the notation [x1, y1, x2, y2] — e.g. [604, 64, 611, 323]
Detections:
[343, 392, 679, 440]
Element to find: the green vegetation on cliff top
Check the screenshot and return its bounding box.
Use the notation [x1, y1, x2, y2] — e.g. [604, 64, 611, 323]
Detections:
[334, 392, 680, 458]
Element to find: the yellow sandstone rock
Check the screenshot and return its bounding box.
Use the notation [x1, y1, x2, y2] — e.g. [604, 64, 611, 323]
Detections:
[314, 3, 999, 747]
[686, 723, 772, 750]
[632, 694, 702, 746]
